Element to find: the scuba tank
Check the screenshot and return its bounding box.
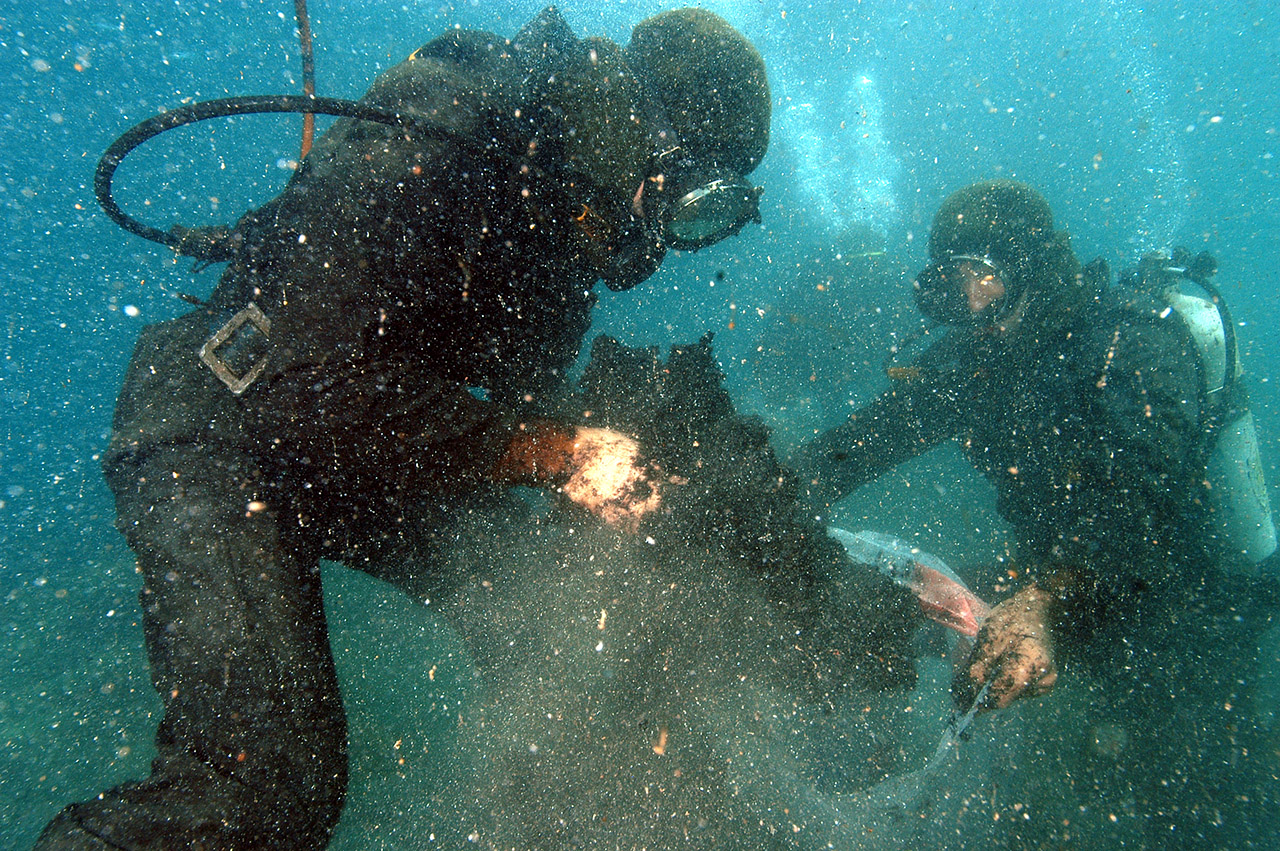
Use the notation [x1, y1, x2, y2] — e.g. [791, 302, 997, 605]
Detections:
[1141, 250, 1277, 568]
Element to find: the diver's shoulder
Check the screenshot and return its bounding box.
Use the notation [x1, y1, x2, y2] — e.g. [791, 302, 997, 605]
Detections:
[364, 37, 507, 113]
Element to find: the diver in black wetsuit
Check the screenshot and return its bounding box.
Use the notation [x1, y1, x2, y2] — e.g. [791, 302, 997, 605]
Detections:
[36, 8, 772, 849]
[792, 179, 1280, 848]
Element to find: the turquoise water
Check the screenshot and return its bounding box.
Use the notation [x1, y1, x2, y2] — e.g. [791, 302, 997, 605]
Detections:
[2, 1, 1278, 848]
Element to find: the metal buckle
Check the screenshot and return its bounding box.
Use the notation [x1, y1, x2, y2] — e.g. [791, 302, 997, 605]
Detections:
[199, 302, 272, 395]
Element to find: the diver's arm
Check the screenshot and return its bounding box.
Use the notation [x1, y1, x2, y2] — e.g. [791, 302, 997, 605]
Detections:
[254, 363, 659, 529]
[788, 378, 961, 516]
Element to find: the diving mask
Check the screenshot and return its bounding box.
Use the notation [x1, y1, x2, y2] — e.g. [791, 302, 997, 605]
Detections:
[594, 149, 760, 288]
[663, 168, 762, 251]
[644, 141, 761, 252]
[914, 253, 1017, 326]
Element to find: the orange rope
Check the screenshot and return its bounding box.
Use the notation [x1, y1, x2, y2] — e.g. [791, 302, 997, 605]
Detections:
[294, 0, 316, 159]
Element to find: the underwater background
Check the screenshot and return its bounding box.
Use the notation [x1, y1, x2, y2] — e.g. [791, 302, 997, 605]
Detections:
[2, 1, 1278, 848]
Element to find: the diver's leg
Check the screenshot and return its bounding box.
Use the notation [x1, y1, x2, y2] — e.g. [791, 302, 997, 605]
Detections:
[35, 445, 347, 851]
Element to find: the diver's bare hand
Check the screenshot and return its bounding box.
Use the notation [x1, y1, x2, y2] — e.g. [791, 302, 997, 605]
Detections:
[561, 427, 661, 532]
[954, 584, 1057, 711]
[491, 421, 660, 532]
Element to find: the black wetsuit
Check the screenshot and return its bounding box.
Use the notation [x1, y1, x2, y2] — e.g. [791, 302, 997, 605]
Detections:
[37, 13, 664, 850]
[792, 289, 1211, 629]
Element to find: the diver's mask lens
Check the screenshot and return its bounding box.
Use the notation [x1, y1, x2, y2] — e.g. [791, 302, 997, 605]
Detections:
[914, 253, 1011, 325]
[663, 174, 761, 251]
